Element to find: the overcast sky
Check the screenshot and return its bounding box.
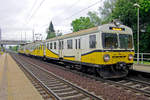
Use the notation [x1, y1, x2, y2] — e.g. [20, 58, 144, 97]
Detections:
[0, 0, 104, 41]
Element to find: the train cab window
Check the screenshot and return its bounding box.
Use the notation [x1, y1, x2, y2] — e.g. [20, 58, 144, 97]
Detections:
[67, 39, 73, 49]
[102, 33, 118, 49]
[89, 35, 96, 48]
[54, 42, 56, 49]
[50, 43, 53, 49]
[119, 34, 133, 49]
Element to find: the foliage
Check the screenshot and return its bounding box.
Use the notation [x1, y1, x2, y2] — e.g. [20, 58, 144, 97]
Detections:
[99, 0, 116, 24]
[9, 46, 19, 51]
[87, 11, 101, 26]
[70, 0, 150, 52]
[109, 0, 150, 52]
[71, 17, 95, 32]
[46, 21, 56, 39]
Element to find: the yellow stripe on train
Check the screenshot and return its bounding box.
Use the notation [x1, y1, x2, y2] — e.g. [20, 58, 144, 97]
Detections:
[81, 51, 134, 65]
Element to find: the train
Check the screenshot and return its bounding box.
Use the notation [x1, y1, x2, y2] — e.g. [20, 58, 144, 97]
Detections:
[0, 46, 4, 55]
[18, 21, 134, 79]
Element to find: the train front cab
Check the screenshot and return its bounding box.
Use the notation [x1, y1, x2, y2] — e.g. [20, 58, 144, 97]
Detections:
[96, 25, 134, 78]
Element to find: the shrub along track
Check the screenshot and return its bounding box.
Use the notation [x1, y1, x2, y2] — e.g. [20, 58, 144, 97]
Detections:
[11, 53, 149, 100]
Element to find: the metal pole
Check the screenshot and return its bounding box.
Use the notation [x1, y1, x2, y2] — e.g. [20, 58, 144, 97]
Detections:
[137, 7, 140, 64]
[25, 32, 26, 41]
[21, 32, 22, 42]
[33, 29, 34, 42]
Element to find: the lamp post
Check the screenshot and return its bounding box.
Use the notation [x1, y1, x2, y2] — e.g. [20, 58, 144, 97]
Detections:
[134, 3, 140, 64]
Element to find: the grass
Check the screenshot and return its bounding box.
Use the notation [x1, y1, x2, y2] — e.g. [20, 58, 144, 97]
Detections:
[134, 61, 150, 65]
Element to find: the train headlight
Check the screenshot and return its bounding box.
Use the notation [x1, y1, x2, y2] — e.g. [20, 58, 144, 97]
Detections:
[128, 54, 133, 60]
[104, 54, 110, 62]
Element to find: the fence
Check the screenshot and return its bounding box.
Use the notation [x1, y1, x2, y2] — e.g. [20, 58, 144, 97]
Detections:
[134, 53, 150, 64]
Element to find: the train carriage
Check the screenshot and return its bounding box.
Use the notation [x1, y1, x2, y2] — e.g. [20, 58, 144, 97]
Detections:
[44, 22, 134, 78]
[19, 21, 134, 79]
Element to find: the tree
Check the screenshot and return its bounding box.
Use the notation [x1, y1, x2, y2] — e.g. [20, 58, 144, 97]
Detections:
[71, 17, 95, 32]
[46, 21, 56, 39]
[87, 11, 101, 26]
[99, 0, 116, 24]
[108, 0, 150, 52]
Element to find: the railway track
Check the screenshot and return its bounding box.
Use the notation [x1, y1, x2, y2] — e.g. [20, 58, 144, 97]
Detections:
[11, 54, 103, 100]
[111, 78, 150, 97]
[33, 55, 150, 98]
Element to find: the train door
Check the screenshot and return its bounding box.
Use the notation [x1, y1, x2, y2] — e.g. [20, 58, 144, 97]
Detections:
[59, 40, 64, 58]
[75, 38, 81, 61]
[43, 43, 46, 56]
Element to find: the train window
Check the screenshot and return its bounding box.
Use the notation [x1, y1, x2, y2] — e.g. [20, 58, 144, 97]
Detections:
[119, 34, 133, 49]
[62, 41, 64, 49]
[50, 43, 53, 49]
[59, 41, 61, 49]
[102, 33, 118, 49]
[49, 43, 50, 49]
[89, 35, 96, 48]
[67, 39, 73, 49]
[78, 39, 81, 49]
[47, 43, 49, 49]
[75, 39, 81, 49]
[54, 42, 56, 49]
[75, 39, 77, 49]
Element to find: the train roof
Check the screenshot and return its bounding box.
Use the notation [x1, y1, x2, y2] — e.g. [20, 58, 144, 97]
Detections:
[44, 23, 132, 42]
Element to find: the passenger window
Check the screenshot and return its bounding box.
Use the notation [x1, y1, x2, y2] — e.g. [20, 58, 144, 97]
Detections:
[49, 43, 50, 49]
[78, 39, 81, 49]
[67, 39, 73, 49]
[89, 35, 96, 48]
[50, 43, 53, 49]
[75, 39, 77, 49]
[54, 42, 56, 49]
[75, 39, 81, 49]
[62, 41, 64, 49]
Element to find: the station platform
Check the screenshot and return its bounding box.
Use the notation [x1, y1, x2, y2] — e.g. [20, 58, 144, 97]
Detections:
[0, 53, 44, 100]
[133, 64, 150, 73]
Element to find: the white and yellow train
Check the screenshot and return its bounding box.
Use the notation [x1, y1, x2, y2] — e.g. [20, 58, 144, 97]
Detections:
[18, 22, 134, 78]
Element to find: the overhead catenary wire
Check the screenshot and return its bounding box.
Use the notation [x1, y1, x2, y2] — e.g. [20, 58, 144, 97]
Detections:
[26, 0, 39, 21]
[64, 0, 102, 20]
[41, 0, 81, 28]
[42, 0, 102, 33]
[28, 0, 102, 36]
[27, 0, 46, 23]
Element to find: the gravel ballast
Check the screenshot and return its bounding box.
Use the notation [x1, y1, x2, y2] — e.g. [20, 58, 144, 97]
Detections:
[20, 55, 149, 100]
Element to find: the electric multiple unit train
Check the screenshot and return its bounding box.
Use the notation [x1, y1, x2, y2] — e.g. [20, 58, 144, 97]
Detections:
[18, 22, 134, 78]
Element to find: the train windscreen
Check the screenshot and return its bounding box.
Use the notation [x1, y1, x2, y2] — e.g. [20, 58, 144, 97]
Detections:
[102, 33, 118, 49]
[119, 34, 133, 49]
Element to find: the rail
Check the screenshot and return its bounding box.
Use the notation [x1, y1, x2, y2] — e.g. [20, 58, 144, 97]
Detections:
[134, 53, 150, 65]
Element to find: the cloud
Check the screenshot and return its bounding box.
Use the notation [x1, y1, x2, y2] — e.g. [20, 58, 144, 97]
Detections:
[0, 0, 103, 41]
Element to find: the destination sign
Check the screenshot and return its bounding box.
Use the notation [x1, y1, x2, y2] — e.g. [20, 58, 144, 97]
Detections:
[109, 27, 125, 31]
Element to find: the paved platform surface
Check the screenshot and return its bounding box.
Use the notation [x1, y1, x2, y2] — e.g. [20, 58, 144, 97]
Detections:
[133, 64, 150, 73]
[0, 53, 44, 100]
